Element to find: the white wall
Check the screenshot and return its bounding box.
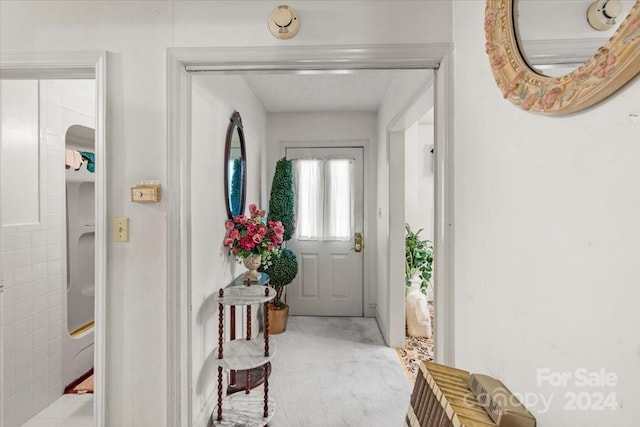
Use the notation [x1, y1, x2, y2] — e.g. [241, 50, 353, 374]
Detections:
[405, 121, 435, 301]
[453, 2, 640, 426]
[0, 79, 93, 427]
[0, 1, 453, 425]
[266, 112, 378, 316]
[404, 121, 435, 243]
[190, 74, 267, 425]
[375, 70, 433, 346]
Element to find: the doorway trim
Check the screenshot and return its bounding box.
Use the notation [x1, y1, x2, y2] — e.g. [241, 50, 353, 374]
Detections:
[167, 44, 455, 426]
[0, 51, 107, 426]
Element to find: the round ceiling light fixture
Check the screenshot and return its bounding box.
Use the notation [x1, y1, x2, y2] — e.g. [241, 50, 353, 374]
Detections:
[269, 5, 300, 39]
[587, 0, 624, 31]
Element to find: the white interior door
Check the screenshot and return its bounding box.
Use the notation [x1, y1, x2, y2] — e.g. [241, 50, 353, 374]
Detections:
[285, 147, 364, 317]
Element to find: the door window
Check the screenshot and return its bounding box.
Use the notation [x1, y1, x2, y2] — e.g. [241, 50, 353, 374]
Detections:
[293, 158, 353, 241]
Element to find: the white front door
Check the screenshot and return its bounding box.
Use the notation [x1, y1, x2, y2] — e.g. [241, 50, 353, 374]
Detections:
[285, 147, 364, 317]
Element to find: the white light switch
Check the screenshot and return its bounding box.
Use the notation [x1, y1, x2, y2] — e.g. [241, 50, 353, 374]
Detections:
[114, 217, 129, 242]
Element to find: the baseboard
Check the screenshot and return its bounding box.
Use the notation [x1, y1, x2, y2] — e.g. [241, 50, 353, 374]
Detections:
[366, 303, 377, 318]
[193, 387, 218, 427]
[375, 310, 390, 346]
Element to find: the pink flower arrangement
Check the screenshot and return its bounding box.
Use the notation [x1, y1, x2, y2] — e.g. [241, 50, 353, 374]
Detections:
[223, 204, 284, 260]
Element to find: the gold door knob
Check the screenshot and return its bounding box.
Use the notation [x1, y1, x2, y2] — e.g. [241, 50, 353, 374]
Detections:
[354, 232, 364, 252]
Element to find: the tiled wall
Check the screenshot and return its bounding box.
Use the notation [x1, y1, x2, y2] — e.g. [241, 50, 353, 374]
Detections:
[1, 80, 93, 427]
[1, 81, 65, 427]
[1, 229, 64, 425]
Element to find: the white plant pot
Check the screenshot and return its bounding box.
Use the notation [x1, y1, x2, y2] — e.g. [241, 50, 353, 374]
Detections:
[425, 279, 434, 302]
[406, 277, 432, 338]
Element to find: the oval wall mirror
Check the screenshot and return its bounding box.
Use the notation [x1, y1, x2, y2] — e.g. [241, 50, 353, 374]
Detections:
[224, 111, 246, 219]
[485, 0, 640, 114]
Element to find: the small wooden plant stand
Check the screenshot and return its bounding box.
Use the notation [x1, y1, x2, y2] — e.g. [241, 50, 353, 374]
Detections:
[212, 283, 276, 426]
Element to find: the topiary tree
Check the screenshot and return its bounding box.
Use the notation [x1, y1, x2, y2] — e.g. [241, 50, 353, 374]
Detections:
[267, 158, 295, 242]
[262, 248, 298, 308]
[261, 157, 298, 308]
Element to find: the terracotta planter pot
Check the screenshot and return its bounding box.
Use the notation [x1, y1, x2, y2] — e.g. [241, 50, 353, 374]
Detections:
[267, 304, 289, 335]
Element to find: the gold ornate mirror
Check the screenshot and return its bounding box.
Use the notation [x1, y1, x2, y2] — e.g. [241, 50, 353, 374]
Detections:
[485, 0, 640, 114]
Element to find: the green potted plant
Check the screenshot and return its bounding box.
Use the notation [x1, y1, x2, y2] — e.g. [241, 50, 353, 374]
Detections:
[405, 224, 434, 338]
[405, 224, 433, 295]
[260, 157, 298, 334]
[262, 248, 297, 308]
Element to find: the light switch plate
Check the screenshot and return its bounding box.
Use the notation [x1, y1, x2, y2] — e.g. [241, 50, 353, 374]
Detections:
[114, 217, 129, 242]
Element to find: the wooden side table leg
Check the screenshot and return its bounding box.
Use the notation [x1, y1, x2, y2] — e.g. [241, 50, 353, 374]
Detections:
[217, 366, 223, 422]
[247, 305, 252, 339]
[263, 362, 269, 418]
[217, 289, 224, 422]
[264, 288, 270, 357]
[246, 304, 252, 394]
[230, 304, 236, 386]
[263, 288, 270, 418]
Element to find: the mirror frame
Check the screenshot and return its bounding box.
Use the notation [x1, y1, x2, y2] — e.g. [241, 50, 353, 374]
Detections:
[224, 110, 247, 219]
[485, 0, 640, 114]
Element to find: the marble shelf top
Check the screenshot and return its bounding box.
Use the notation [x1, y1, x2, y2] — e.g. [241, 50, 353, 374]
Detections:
[214, 285, 276, 306]
[212, 394, 275, 427]
[212, 339, 276, 370]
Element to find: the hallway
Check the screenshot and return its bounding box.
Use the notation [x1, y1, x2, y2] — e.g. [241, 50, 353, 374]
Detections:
[268, 316, 410, 427]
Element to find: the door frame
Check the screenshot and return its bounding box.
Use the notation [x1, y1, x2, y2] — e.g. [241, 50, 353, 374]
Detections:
[0, 51, 108, 426]
[166, 44, 455, 427]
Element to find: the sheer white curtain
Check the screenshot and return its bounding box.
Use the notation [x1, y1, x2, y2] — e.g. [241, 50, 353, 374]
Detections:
[324, 159, 353, 241]
[293, 159, 324, 240]
[293, 158, 353, 241]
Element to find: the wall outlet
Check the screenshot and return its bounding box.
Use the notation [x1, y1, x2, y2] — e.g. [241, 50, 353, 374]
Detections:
[114, 217, 129, 242]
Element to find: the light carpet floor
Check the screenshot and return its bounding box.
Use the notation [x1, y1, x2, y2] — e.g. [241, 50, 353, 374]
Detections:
[267, 316, 412, 427]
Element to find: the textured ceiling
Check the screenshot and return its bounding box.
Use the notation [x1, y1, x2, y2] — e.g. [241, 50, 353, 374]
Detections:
[242, 70, 397, 113]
